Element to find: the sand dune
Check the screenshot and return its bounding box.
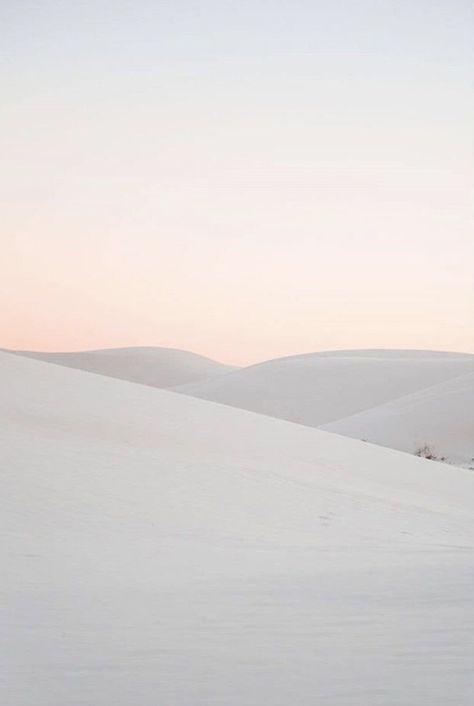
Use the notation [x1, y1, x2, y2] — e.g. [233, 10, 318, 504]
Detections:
[5, 346, 235, 388]
[175, 349, 474, 427]
[11, 347, 473, 468]
[323, 371, 474, 469]
[2, 350, 474, 705]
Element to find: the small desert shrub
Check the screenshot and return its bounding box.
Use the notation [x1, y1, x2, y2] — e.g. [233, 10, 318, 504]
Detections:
[414, 445, 448, 463]
[415, 444, 437, 461]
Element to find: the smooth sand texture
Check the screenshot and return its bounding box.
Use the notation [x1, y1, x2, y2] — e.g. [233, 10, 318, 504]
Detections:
[5, 346, 236, 389]
[323, 371, 474, 468]
[176, 349, 474, 427]
[2, 351, 474, 705]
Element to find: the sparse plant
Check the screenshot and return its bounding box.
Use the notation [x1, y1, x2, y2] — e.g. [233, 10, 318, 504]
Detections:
[415, 444, 437, 461]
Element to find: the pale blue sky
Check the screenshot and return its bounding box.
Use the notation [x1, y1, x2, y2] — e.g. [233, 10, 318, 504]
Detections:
[2, 0, 473, 364]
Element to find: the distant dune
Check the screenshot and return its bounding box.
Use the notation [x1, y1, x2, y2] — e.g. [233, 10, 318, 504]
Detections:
[4, 346, 236, 389]
[8, 347, 473, 469]
[322, 371, 474, 469]
[175, 349, 474, 427]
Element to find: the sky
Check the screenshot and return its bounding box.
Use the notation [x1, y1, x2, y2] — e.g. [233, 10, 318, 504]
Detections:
[2, 0, 473, 366]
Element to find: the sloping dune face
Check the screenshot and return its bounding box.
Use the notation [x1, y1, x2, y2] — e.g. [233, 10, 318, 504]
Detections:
[6, 346, 235, 388]
[323, 372, 474, 469]
[175, 350, 474, 427]
[2, 351, 474, 706]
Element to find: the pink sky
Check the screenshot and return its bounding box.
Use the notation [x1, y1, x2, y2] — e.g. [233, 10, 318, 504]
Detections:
[2, 1, 473, 366]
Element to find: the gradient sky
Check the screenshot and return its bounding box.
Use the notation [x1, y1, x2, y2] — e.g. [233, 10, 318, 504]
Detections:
[2, 0, 473, 365]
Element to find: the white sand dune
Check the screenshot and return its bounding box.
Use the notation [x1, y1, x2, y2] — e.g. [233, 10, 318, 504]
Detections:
[10, 347, 473, 468]
[2, 350, 474, 705]
[323, 372, 474, 469]
[175, 349, 474, 426]
[5, 346, 235, 388]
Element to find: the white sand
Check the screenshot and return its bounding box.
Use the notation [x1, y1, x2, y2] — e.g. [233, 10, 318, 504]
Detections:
[5, 346, 235, 388]
[2, 351, 474, 705]
[176, 349, 474, 425]
[323, 371, 474, 469]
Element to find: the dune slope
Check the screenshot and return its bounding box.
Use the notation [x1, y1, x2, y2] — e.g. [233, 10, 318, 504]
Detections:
[5, 346, 235, 388]
[2, 351, 474, 705]
[175, 349, 474, 426]
[323, 371, 474, 469]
